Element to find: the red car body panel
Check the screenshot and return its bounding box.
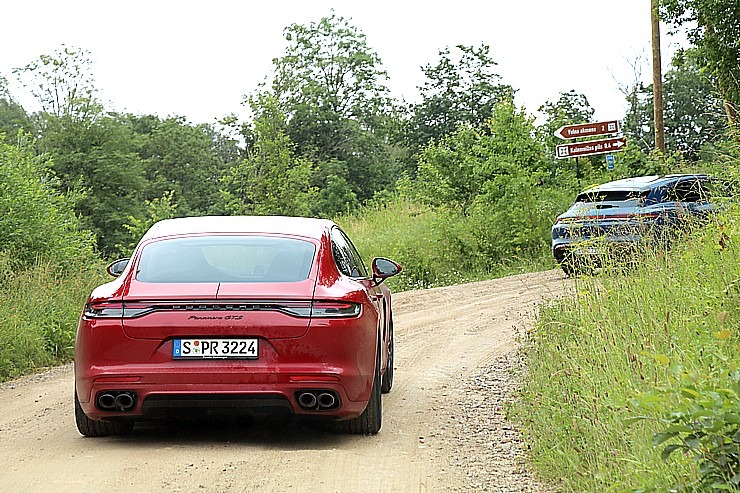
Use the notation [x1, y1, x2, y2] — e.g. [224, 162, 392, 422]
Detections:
[74, 217, 393, 423]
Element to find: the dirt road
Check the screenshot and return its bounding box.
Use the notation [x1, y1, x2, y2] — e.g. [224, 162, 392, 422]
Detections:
[0, 270, 566, 493]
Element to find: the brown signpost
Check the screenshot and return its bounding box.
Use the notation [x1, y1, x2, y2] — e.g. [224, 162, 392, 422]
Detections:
[554, 120, 620, 140]
[556, 137, 626, 159]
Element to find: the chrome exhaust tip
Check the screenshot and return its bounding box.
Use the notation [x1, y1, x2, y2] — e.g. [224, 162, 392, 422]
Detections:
[97, 393, 116, 410]
[317, 392, 336, 409]
[96, 391, 137, 412]
[114, 392, 135, 411]
[297, 392, 318, 410]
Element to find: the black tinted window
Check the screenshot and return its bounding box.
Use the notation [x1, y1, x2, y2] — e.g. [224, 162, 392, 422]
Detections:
[136, 236, 315, 283]
[575, 190, 649, 203]
[331, 227, 367, 278]
[668, 180, 709, 203]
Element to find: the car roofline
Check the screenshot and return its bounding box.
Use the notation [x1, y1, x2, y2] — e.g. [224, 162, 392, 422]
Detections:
[141, 216, 336, 242]
[581, 174, 710, 194]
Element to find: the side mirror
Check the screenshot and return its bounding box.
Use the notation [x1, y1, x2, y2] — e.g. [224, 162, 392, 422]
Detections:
[371, 257, 402, 284]
[106, 258, 130, 277]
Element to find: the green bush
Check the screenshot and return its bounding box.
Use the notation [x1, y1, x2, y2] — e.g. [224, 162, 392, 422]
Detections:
[337, 198, 476, 291]
[0, 135, 95, 267]
[0, 136, 101, 380]
[652, 368, 740, 492]
[338, 195, 560, 291]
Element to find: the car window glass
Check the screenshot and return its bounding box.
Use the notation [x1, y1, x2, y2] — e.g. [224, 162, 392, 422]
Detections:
[331, 227, 367, 278]
[136, 236, 316, 283]
[346, 234, 368, 278]
[669, 180, 707, 203]
[575, 190, 649, 204]
[331, 238, 353, 277]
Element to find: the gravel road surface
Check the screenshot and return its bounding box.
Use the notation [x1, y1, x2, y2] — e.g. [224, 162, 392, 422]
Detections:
[0, 270, 566, 492]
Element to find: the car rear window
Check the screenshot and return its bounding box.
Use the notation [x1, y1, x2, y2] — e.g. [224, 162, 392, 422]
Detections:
[575, 190, 649, 204]
[136, 236, 316, 283]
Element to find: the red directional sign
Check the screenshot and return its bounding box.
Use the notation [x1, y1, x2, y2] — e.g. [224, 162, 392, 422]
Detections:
[555, 120, 620, 140]
[556, 137, 626, 159]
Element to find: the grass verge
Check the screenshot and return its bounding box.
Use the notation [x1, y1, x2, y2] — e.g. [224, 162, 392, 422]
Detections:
[338, 196, 555, 291]
[0, 256, 105, 381]
[516, 210, 739, 491]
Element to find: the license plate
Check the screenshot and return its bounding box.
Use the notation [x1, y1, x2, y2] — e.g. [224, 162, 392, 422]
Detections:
[173, 338, 258, 359]
[574, 247, 602, 255]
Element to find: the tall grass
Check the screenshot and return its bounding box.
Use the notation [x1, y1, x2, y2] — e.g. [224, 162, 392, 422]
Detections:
[337, 196, 557, 291]
[0, 255, 105, 381]
[517, 210, 739, 491]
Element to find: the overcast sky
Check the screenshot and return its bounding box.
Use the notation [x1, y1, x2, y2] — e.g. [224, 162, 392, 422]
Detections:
[1, 0, 687, 125]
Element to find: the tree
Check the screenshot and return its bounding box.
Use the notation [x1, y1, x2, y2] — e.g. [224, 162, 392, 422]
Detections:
[263, 12, 396, 204]
[220, 96, 316, 217]
[623, 82, 654, 151]
[0, 135, 95, 267]
[664, 52, 728, 156]
[37, 113, 148, 255]
[623, 53, 727, 159]
[416, 100, 547, 211]
[13, 45, 101, 122]
[536, 90, 598, 179]
[13, 48, 153, 255]
[0, 75, 31, 138]
[408, 44, 514, 151]
[411, 100, 567, 267]
[538, 91, 595, 128]
[133, 115, 232, 216]
[272, 12, 391, 135]
[661, 0, 740, 128]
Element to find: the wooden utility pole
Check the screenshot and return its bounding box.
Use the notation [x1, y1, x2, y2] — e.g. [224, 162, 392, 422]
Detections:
[651, 0, 666, 153]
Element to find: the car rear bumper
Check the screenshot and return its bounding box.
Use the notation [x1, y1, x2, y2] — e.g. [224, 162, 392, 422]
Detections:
[76, 365, 370, 420]
[552, 234, 648, 261]
[74, 315, 378, 422]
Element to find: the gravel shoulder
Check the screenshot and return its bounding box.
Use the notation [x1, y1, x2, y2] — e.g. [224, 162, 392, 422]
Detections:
[0, 269, 567, 492]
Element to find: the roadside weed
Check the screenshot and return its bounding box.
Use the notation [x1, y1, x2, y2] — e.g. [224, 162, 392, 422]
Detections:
[517, 208, 739, 491]
[0, 259, 105, 381]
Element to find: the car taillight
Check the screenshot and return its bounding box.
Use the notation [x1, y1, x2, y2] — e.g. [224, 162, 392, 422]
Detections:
[84, 302, 154, 318]
[311, 302, 361, 318]
[630, 212, 660, 219]
[560, 212, 661, 221]
[280, 301, 361, 318]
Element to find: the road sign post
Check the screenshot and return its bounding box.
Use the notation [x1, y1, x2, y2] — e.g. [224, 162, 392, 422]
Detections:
[554, 120, 620, 140]
[556, 137, 626, 159]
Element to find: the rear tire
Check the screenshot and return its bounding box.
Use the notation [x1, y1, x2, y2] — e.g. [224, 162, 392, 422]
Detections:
[560, 261, 576, 277]
[75, 390, 133, 437]
[559, 252, 584, 277]
[335, 346, 382, 435]
[381, 319, 394, 394]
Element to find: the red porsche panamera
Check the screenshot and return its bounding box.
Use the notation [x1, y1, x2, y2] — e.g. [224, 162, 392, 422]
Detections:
[74, 216, 401, 436]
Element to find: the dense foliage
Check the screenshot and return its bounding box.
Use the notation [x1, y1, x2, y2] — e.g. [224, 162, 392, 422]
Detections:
[0, 136, 95, 266]
[623, 52, 728, 159]
[661, 0, 740, 128]
[0, 136, 100, 377]
[0, 13, 733, 260]
[405, 44, 514, 156]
